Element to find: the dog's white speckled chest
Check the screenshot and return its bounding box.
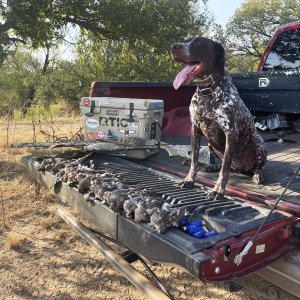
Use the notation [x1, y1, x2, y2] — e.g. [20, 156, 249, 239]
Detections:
[189, 74, 257, 147]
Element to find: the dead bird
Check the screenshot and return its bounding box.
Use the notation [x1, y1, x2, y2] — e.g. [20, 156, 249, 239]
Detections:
[51, 161, 66, 174]
[50, 168, 67, 189]
[78, 176, 91, 194]
[103, 190, 128, 211]
[38, 157, 65, 172]
[37, 158, 55, 171]
[123, 196, 140, 218]
[134, 197, 163, 222]
[123, 190, 155, 218]
[149, 203, 186, 233]
[65, 170, 77, 186]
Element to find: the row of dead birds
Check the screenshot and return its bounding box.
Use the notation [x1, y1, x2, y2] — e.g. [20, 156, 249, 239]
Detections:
[38, 155, 185, 233]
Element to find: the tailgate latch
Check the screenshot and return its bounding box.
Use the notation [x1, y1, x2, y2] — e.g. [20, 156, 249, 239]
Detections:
[234, 241, 253, 266]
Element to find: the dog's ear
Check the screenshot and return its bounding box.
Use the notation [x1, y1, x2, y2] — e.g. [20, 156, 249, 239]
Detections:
[214, 42, 225, 73]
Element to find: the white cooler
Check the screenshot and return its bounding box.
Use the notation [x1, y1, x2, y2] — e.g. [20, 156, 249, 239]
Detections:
[80, 97, 164, 159]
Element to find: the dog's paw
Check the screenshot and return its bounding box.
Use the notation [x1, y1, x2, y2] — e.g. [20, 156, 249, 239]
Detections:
[181, 158, 191, 166]
[252, 172, 264, 185]
[177, 179, 195, 189]
[206, 190, 225, 200]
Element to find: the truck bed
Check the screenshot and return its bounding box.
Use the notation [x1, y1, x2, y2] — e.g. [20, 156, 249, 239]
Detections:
[22, 133, 300, 283]
[147, 133, 300, 210]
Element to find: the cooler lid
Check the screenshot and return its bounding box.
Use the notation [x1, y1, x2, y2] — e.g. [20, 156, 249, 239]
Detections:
[80, 97, 164, 110]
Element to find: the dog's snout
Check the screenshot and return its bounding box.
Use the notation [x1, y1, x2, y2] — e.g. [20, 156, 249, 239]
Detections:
[171, 43, 183, 51]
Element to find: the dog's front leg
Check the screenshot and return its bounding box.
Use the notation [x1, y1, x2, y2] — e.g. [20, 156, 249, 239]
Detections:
[207, 133, 233, 199]
[178, 124, 201, 188]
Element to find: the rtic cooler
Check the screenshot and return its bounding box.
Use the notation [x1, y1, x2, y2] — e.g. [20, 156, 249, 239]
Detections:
[80, 97, 164, 159]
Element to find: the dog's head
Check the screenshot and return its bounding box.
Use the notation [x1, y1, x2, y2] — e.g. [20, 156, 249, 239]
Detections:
[171, 36, 225, 89]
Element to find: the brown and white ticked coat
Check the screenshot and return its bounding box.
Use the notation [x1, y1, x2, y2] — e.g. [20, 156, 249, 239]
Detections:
[171, 36, 267, 199]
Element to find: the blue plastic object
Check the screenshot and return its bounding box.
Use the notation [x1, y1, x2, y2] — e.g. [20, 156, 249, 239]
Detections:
[179, 216, 218, 239]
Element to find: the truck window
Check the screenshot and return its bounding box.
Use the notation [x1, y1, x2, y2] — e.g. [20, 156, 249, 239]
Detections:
[263, 28, 300, 71]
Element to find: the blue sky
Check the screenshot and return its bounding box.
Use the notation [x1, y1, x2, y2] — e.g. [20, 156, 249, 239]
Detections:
[207, 0, 244, 26]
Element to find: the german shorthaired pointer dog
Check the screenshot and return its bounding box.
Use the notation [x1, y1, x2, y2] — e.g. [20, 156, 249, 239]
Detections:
[171, 36, 267, 199]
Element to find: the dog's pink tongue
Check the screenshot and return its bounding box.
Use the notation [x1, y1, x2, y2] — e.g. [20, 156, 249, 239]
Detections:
[173, 64, 196, 90]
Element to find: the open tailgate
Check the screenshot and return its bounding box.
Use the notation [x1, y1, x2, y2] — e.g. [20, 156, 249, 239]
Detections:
[22, 154, 300, 282]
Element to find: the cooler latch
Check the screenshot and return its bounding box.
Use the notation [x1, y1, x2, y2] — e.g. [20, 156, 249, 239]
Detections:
[85, 100, 95, 117]
[127, 103, 135, 123]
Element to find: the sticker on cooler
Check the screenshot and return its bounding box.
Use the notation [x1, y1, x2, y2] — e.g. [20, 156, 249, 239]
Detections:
[86, 118, 99, 129]
[103, 100, 123, 108]
[128, 117, 141, 131]
[107, 110, 119, 116]
[118, 129, 136, 136]
[83, 98, 90, 106]
[107, 129, 116, 138]
[86, 132, 94, 140]
[96, 129, 106, 139]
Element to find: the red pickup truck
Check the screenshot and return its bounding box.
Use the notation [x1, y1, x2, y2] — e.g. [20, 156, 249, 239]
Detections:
[23, 22, 300, 299]
[90, 21, 300, 137]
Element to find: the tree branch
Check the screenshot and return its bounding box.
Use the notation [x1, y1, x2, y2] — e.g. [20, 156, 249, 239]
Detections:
[65, 15, 114, 37]
[8, 37, 26, 44]
[236, 24, 272, 38]
[0, 21, 13, 34]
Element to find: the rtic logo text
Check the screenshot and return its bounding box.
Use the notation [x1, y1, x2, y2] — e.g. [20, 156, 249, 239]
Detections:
[99, 116, 128, 128]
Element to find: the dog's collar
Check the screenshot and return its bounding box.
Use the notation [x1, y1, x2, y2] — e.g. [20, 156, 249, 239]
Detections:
[194, 74, 215, 96]
[194, 74, 214, 87]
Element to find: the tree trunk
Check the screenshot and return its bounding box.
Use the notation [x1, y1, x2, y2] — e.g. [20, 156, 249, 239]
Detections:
[21, 45, 51, 117]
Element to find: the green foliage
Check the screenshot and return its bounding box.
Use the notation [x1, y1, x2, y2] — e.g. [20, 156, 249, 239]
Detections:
[77, 1, 213, 81]
[14, 102, 63, 121]
[0, 46, 93, 118]
[77, 37, 177, 81]
[3, 0, 300, 116]
[35, 60, 93, 109]
[0, 0, 213, 117]
[0, 46, 57, 117]
[225, 0, 300, 71]
[0, 0, 210, 65]
[0, 50, 32, 115]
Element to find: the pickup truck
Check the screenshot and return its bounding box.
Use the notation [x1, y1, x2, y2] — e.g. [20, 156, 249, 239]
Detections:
[90, 21, 300, 135]
[22, 22, 300, 299]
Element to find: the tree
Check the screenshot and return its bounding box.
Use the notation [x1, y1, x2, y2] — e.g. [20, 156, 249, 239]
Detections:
[0, 0, 213, 116]
[0, 0, 209, 65]
[225, 0, 300, 71]
[0, 46, 59, 117]
[35, 60, 93, 110]
[77, 1, 213, 81]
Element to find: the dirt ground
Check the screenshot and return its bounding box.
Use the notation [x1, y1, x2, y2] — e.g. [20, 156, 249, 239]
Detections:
[0, 121, 293, 300]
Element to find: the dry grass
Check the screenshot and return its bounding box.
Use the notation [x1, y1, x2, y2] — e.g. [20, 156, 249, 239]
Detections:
[0, 118, 269, 300]
[0, 116, 83, 147]
[5, 233, 24, 250]
[40, 214, 62, 230]
[6, 208, 31, 219]
[0, 117, 83, 234]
